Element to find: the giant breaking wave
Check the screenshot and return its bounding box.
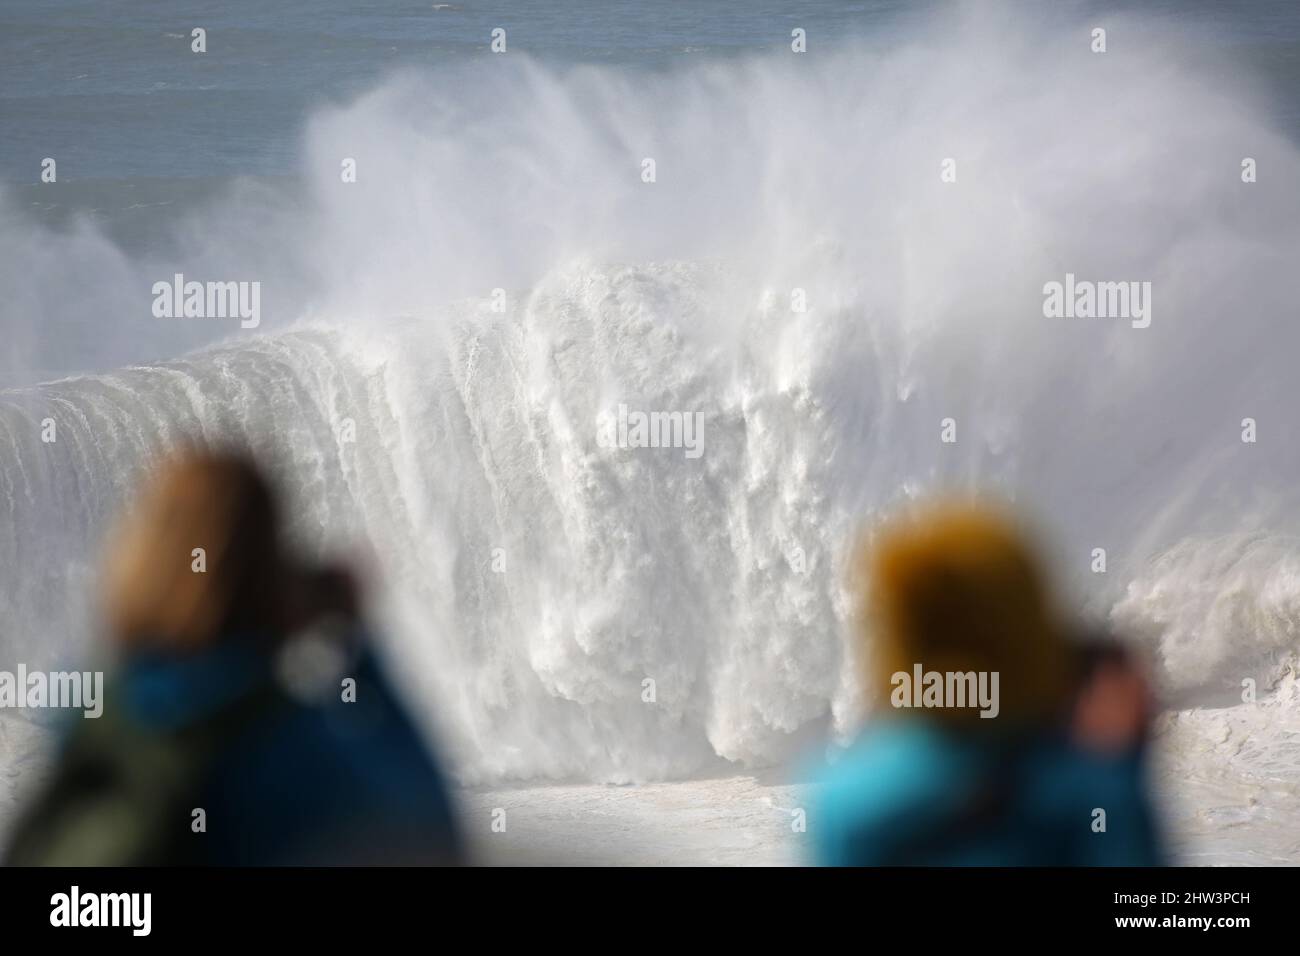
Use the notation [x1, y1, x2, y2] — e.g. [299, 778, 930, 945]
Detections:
[3, 8, 1300, 785]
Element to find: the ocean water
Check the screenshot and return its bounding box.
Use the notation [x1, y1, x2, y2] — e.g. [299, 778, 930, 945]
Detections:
[2, 0, 1300, 862]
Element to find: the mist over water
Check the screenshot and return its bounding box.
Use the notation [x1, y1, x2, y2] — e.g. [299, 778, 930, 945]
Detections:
[3, 6, 1300, 785]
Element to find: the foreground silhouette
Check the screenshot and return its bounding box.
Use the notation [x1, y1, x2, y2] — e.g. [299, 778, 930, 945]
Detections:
[6, 449, 463, 866]
[813, 503, 1163, 866]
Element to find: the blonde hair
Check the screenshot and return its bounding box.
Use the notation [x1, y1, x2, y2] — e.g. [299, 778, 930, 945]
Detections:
[103, 449, 288, 651]
[857, 502, 1070, 726]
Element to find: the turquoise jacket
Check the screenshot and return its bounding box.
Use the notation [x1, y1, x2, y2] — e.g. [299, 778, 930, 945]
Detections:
[812, 719, 1163, 866]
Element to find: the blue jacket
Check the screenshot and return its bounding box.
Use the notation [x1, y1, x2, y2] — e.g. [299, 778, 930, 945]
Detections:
[812, 719, 1163, 866]
[115, 636, 463, 865]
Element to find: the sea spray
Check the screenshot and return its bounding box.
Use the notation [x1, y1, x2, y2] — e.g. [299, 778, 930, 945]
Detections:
[2, 9, 1300, 785]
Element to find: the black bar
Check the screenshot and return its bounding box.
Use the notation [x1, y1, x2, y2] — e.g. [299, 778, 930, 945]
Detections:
[0, 866, 1276, 941]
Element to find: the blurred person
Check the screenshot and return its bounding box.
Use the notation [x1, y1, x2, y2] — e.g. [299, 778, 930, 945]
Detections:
[5, 449, 463, 866]
[1069, 634, 1155, 757]
[812, 503, 1163, 866]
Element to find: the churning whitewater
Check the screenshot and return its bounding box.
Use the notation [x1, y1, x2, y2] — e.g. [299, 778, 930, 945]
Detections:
[2, 9, 1300, 856]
